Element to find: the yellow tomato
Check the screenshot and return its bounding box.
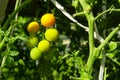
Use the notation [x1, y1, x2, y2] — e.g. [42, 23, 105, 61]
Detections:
[27, 21, 40, 34]
[38, 39, 50, 52]
[41, 13, 55, 27]
[45, 28, 59, 42]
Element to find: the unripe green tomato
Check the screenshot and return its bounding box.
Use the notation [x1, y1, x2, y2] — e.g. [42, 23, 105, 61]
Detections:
[26, 35, 38, 48]
[45, 28, 59, 42]
[38, 39, 50, 52]
[30, 47, 42, 60]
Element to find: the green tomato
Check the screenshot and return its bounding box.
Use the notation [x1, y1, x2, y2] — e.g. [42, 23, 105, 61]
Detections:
[30, 47, 42, 60]
[45, 28, 59, 42]
[26, 35, 38, 48]
[38, 39, 50, 52]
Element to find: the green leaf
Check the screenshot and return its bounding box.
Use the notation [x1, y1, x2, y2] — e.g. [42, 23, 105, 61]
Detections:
[18, 59, 25, 66]
[10, 51, 19, 56]
[106, 53, 114, 58]
[109, 41, 117, 51]
[61, 53, 70, 59]
[1, 51, 7, 57]
[6, 56, 14, 67]
[74, 50, 79, 56]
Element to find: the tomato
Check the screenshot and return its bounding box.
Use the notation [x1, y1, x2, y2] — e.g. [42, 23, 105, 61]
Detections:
[30, 47, 42, 60]
[40, 13, 55, 27]
[38, 40, 50, 52]
[38, 39, 50, 52]
[26, 35, 38, 48]
[45, 28, 59, 42]
[27, 21, 40, 34]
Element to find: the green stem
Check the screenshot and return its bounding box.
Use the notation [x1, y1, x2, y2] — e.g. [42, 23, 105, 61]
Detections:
[73, 12, 85, 17]
[3, 0, 32, 29]
[106, 55, 120, 66]
[97, 26, 120, 50]
[0, 46, 10, 69]
[79, 0, 96, 75]
[86, 48, 99, 74]
[94, 9, 120, 21]
[0, 25, 12, 50]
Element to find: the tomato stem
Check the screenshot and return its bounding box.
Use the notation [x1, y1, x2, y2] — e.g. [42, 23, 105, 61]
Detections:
[79, 0, 96, 76]
[94, 9, 120, 21]
[97, 26, 120, 50]
[2, 0, 32, 30]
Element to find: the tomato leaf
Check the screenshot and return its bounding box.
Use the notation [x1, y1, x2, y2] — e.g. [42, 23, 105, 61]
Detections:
[10, 51, 19, 57]
[18, 59, 25, 66]
[6, 56, 14, 67]
[109, 41, 117, 51]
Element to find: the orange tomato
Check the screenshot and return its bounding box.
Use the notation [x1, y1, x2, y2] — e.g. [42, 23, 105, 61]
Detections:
[41, 13, 55, 27]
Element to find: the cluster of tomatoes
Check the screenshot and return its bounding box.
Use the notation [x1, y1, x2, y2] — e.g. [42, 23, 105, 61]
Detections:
[26, 13, 59, 60]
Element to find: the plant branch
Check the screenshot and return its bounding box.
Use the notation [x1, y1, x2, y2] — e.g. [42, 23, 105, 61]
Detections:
[0, 25, 12, 50]
[94, 9, 120, 21]
[73, 12, 86, 17]
[50, 0, 89, 32]
[97, 26, 120, 50]
[3, 0, 32, 29]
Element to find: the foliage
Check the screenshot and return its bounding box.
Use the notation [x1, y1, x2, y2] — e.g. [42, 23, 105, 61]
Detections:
[0, 0, 120, 80]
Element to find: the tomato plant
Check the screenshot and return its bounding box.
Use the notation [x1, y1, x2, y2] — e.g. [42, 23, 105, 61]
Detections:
[0, 0, 120, 80]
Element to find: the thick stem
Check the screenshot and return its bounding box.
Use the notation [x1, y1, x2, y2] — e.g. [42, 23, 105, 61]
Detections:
[79, 0, 96, 75]
[87, 14, 95, 55]
[86, 48, 99, 75]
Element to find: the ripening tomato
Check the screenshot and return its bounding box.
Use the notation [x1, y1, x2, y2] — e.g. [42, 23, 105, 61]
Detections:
[27, 21, 40, 34]
[38, 39, 50, 52]
[45, 28, 59, 42]
[30, 47, 42, 60]
[41, 13, 55, 27]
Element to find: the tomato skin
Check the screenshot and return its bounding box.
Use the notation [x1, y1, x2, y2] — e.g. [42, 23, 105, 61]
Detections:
[30, 47, 42, 60]
[40, 13, 55, 27]
[45, 28, 59, 42]
[27, 21, 40, 34]
[38, 39, 50, 52]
